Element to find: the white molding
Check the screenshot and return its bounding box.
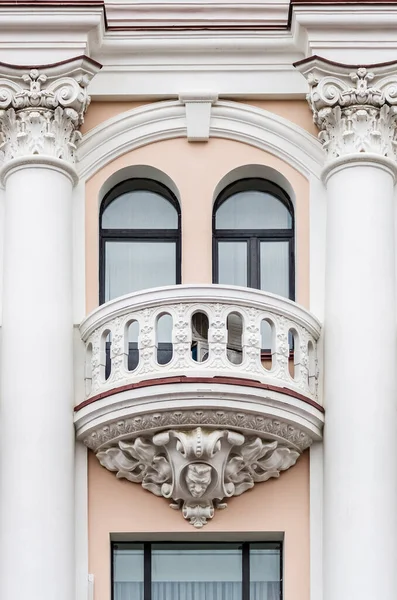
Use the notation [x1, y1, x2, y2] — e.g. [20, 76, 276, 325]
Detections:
[179, 92, 218, 142]
[77, 99, 324, 180]
[2, 4, 397, 97]
[310, 442, 323, 600]
[74, 382, 324, 447]
[0, 7, 104, 66]
[293, 5, 397, 64]
[80, 284, 321, 340]
[104, 0, 290, 28]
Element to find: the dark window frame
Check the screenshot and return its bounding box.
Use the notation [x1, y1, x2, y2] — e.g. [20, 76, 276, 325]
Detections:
[111, 540, 283, 600]
[212, 178, 295, 300]
[99, 178, 181, 305]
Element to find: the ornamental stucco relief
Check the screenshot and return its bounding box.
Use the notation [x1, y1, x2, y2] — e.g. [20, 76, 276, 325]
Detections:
[295, 58, 397, 160]
[0, 57, 100, 164]
[97, 426, 299, 528]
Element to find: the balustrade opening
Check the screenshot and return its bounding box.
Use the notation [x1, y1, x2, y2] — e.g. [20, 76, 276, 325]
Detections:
[126, 320, 139, 371]
[227, 312, 243, 365]
[191, 312, 209, 362]
[156, 313, 173, 365]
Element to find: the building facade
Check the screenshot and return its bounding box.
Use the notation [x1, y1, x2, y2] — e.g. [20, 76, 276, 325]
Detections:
[0, 1, 395, 600]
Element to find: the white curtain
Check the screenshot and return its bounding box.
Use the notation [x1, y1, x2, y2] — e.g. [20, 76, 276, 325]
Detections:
[259, 241, 289, 297]
[114, 581, 280, 600]
[105, 242, 176, 301]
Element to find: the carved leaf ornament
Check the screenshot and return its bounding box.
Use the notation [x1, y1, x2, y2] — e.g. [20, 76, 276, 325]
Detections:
[98, 427, 299, 527]
[0, 61, 95, 164]
[301, 63, 397, 160]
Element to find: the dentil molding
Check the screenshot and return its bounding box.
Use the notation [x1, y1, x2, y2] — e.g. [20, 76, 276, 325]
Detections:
[0, 56, 101, 165]
[295, 56, 397, 162]
[97, 426, 299, 528]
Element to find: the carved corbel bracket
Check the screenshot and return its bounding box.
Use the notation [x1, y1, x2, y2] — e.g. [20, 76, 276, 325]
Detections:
[97, 426, 299, 528]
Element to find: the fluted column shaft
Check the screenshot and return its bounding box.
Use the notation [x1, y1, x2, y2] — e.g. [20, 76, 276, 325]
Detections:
[0, 58, 100, 600]
[296, 58, 397, 600]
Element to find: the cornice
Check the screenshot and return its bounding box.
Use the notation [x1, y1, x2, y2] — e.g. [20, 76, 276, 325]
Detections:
[105, 1, 291, 29]
[1, 2, 397, 97]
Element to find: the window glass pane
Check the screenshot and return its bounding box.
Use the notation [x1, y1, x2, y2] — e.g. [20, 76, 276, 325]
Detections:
[260, 241, 290, 298]
[250, 544, 281, 600]
[216, 191, 291, 230]
[105, 241, 176, 301]
[103, 190, 178, 229]
[113, 544, 144, 600]
[218, 241, 247, 287]
[151, 543, 242, 600]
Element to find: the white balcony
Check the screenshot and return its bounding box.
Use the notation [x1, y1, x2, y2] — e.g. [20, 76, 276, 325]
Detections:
[74, 284, 324, 526]
[75, 284, 323, 449]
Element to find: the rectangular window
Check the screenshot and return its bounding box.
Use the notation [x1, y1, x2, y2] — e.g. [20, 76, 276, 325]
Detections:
[259, 241, 290, 297]
[217, 241, 248, 287]
[105, 241, 177, 302]
[112, 542, 282, 600]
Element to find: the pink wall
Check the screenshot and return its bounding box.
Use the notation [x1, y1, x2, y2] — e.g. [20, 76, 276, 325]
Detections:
[89, 450, 310, 600]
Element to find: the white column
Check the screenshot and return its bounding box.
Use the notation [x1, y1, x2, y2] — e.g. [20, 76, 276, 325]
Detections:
[0, 59, 100, 600]
[296, 59, 397, 600]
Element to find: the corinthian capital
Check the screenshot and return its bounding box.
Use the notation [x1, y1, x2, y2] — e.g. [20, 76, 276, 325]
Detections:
[0, 56, 101, 164]
[294, 56, 397, 161]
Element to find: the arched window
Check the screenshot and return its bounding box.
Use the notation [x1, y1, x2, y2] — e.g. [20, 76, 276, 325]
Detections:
[213, 178, 294, 299]
[100, 179, 181, 303]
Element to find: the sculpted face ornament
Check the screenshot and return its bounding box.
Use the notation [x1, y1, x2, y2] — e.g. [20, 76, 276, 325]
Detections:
[185, 463, 212, 498]
[97, 426, 299, 528]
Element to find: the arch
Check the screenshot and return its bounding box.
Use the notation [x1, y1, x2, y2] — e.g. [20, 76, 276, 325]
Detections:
[98, 164, 181, 208]
[212, 164, 297, 209]
[77, 100, 324, 181]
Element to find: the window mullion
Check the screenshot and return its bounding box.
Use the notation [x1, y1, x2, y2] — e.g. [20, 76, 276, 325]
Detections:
[144, 543, 152, 600]
[242, 542, 250, 600]
[249, 238, 260, 289]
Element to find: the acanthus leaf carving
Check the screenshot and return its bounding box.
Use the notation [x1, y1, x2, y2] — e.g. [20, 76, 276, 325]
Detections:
[296, 59, 397, 161]
[97, 426, 300, 528]
[0, 58, 100, 165]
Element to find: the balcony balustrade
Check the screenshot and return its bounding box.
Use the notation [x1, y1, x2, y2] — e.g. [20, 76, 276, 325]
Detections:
[80, 284, 321, 405]
[75, 285, 324, 526]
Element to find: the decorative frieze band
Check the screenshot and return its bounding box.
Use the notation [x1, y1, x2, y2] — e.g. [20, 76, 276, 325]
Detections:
[83, 409, 313, 453]
[295, 57, 397, 161]
[97, 426, 299, 528]
[0, 56, 101, 164]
